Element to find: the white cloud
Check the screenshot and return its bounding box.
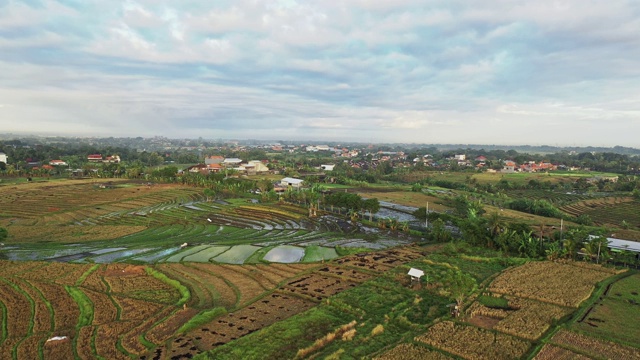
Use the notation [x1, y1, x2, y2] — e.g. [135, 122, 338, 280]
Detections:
[1, 0, 639, 145]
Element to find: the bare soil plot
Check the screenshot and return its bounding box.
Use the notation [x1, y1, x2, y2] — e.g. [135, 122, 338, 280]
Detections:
[316, 265, 373, 283]
[282, 273, 359, 301]
[168, 292, 315, 359]
[335, 252, 406, 272]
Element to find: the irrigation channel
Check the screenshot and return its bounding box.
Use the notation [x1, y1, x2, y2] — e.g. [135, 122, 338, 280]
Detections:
[0, 200, 416, 264]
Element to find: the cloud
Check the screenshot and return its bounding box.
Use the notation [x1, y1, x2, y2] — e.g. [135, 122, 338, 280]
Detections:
[0, 0, 639, 146]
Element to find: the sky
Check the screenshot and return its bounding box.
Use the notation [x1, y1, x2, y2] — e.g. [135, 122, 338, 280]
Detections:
[1, 0, 639, 146]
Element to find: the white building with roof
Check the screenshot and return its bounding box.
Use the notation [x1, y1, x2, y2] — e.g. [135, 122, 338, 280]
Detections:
[280, 177, 304, 189]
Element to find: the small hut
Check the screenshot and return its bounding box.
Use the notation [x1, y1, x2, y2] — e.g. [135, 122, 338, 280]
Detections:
[408, 268, 424, 282]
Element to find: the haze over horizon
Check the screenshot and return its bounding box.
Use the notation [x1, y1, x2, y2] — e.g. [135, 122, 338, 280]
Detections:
[1, 1, 639, 147]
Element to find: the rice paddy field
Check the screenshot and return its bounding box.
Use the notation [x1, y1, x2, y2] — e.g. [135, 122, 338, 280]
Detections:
[0, 178, 637, 359]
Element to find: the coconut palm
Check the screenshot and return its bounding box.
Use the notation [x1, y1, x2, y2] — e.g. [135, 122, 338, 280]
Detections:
[348, 209, 359, 224]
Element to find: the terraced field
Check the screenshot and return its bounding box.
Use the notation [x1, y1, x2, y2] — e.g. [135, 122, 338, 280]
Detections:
[560, 197, 639, 227]
[3, 189, 409, 264]
[506, 190, 593, 206]
[0, 245, 430, 360]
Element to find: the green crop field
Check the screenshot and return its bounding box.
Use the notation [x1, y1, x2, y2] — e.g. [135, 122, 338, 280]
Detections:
[572, 274, 640, 348]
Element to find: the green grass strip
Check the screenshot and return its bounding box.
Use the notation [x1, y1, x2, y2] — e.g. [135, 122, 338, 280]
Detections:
[65, 286, 94, 327]
[139, 334, 156, 350]
[101, 278, 122, 320]
[75, 264, 101, 286]
[178, 307, 227, 334]
[0, 296, 7, 343]
[115, 338, 132, 358]
[144, 267, 190, 306]
[65, 286, 92, 360]
[91, 326, 106, 360]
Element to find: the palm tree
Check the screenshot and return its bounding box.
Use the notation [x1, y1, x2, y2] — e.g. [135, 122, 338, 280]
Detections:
[387, 218, 399, 231]
[562, 229, 587, 260]
[486, 212, 506, 248]
[545, 241, 563, 261]
[348, 209, 359, 224]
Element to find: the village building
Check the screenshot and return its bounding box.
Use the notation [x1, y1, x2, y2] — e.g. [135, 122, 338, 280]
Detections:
[49, 159, 68, 166]
[204, 155, 224, 165]
[87, 154, 103, 162]
[280, 177, 304, 189]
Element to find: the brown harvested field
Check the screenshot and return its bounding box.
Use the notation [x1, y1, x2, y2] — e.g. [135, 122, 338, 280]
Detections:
[1, 180, 201, 242]
[16, 334, 41, 360]
[95, 321, 136, 360]
[0, 338, 20, 359]
[80, 266, 109, 292]
[262, 262, 318, 277]
[335, 251, 406, 272]
[484, 204, 567, 226]
[43, 334, 75, 360]
[550, 329, 640, 359]
[0, 241, 437, 360]
[115, 296, 164, 321]
[144, 307, 199, 345]
[374, 343, 455, 360]
[8, 225, 146, 243]
[168, 292, 316, 359]
[218, 264, 280, 290]
[156, 264, 223, 308]
[489, 261, 614, 308]
[121, 306, 180, 355]
[316, 265, 373, 282]
[0, 279, 36, 338]
[189, 263, 279, 307]
[533, 344, 592, 360]
[354, 189, 450, 211]
[467, 314, 502, 330]
[103, 265, 179, 304]
[467, 296, 572, 340]
[493, 298, 572, 340]
[282, 273, 359, 301]
[36, 281, 81, 331]
[416, 321, 531, 360]
[76, 326, 96, 360]
[84, 289, 118, 325]
[0, 261, 48, 277]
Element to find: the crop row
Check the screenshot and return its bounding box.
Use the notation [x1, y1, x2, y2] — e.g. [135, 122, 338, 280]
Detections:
[560, 197, 634, 217]
[489, 261, 613, 307]
[533, 344, 591, 360]
[550, 329, 640, 360]
[375, 343, 455, 360]
[415, 321, 531, 360]
[506, 190, 592, 206]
